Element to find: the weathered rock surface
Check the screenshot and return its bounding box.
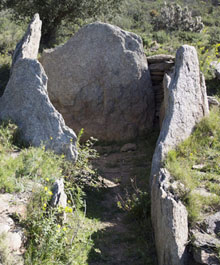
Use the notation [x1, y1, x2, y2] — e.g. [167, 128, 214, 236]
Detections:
[0, 58, 77, 161]
[152, 45, 209, 176]
[40, 22, 154, 141]
[147, 55, 175, 127]
[0, 193, 31, 265]
[51, 179, 67, 222]
[147, 54, 175, 64]
[192, 230, 220, 265]
[191, 212, 220, 264]
[51, 179, 67, 208]
[11, 14, 42, 71]
[151, 45, 209, 265]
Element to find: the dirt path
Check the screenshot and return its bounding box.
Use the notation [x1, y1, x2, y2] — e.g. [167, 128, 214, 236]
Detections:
[86, 136, 158, 265]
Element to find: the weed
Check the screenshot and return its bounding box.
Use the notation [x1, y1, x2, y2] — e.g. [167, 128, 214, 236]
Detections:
[165, 107, 220, 223]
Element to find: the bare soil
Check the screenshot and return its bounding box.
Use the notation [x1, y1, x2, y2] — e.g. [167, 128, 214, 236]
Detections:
[87, 135, 158, 265]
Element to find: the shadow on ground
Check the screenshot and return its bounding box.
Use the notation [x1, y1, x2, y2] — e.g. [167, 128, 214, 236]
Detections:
[83, 133, 159, 265]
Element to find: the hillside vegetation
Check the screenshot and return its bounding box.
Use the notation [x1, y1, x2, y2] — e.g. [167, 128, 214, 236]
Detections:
[0, 0, 220, 264]
[0, 123, 103, 264]
[1, 0, 220, 96]
[165, 107, 220, 224]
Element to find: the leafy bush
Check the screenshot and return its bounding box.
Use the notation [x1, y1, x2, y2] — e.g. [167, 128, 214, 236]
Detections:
[208, 27, 220, 45]
[153, 30, 168, 44]
[151, 2, 204, 33]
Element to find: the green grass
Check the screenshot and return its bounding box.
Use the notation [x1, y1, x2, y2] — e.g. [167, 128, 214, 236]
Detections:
[0, 121, 104, 264]
[165, 107, 220, 224]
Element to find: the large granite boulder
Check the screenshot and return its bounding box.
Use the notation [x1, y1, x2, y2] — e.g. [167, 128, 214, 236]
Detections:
[40, 22, 154, 141]
[0, 58, 77, 161]
[151, 45, 209, 265]
[11, 13, 42, 70]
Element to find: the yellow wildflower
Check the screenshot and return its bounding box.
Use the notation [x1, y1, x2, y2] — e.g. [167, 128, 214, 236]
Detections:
[44, 187, 48, 191]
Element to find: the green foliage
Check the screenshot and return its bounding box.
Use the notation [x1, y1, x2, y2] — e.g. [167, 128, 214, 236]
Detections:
[153, 30, 168, 44]
[208, 27, 220, 45]
[0, 121, 18, 152]
[0, 121, 102, 263]
[4, 0, 123, 46]
[117, 177, 150, 219]
[150, 2, 204, 33]
[24, 189, 99, 265]
[165, 108, 220, 223]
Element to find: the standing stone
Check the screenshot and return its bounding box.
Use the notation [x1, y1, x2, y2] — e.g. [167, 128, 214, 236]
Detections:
[0, 59, 77, 161]
[151, 45, 209, 265]
[11, 13, 42, 70]
[40, 22, 154, 141]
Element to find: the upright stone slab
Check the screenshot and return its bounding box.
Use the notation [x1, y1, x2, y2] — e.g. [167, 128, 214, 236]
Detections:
[151, 45, 209, 265]
[11, 13, 42, 70]
[40, 22, 154, 141]
[0, 59, 78, 161]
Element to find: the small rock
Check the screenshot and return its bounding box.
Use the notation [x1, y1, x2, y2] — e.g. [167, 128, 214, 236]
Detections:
[51, 179, 67, 222]
[193, 247, 220, 265]
[191, 230, 220, 265]
[207, 96, 220, 107]
[192, 164, 205, 170]
[51, 179, 67, 209]
[120, 143, 137, 152]
[203, 212, 220, 236]
[193, 188, 218, 198]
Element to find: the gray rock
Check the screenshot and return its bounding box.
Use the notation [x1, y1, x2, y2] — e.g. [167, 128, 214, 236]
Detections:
[151, 169, 189, 265]
[0, 193, 31, 265]
[207, 96, 220, 107]
[147, 54, 175, 64]
[0, 58, 78, 161]
[203, 212, 220, 236]
[192, 230, 220, 265]
[191, 212, 220, 264]
[151, 45, 209, 265]
[51, 179, 67, 209]
[40, 22, 154, 141]
[152, 45, 209, 177]
[11, 14, 42, 71]
[120, 143, 137, 152]
[51, 179, 67, 222]
[193, 248, 220, 265]
[149, 62, 174, 71]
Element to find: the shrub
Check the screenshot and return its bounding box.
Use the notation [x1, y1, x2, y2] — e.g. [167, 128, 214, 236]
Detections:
[151, 2, 204, 33]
